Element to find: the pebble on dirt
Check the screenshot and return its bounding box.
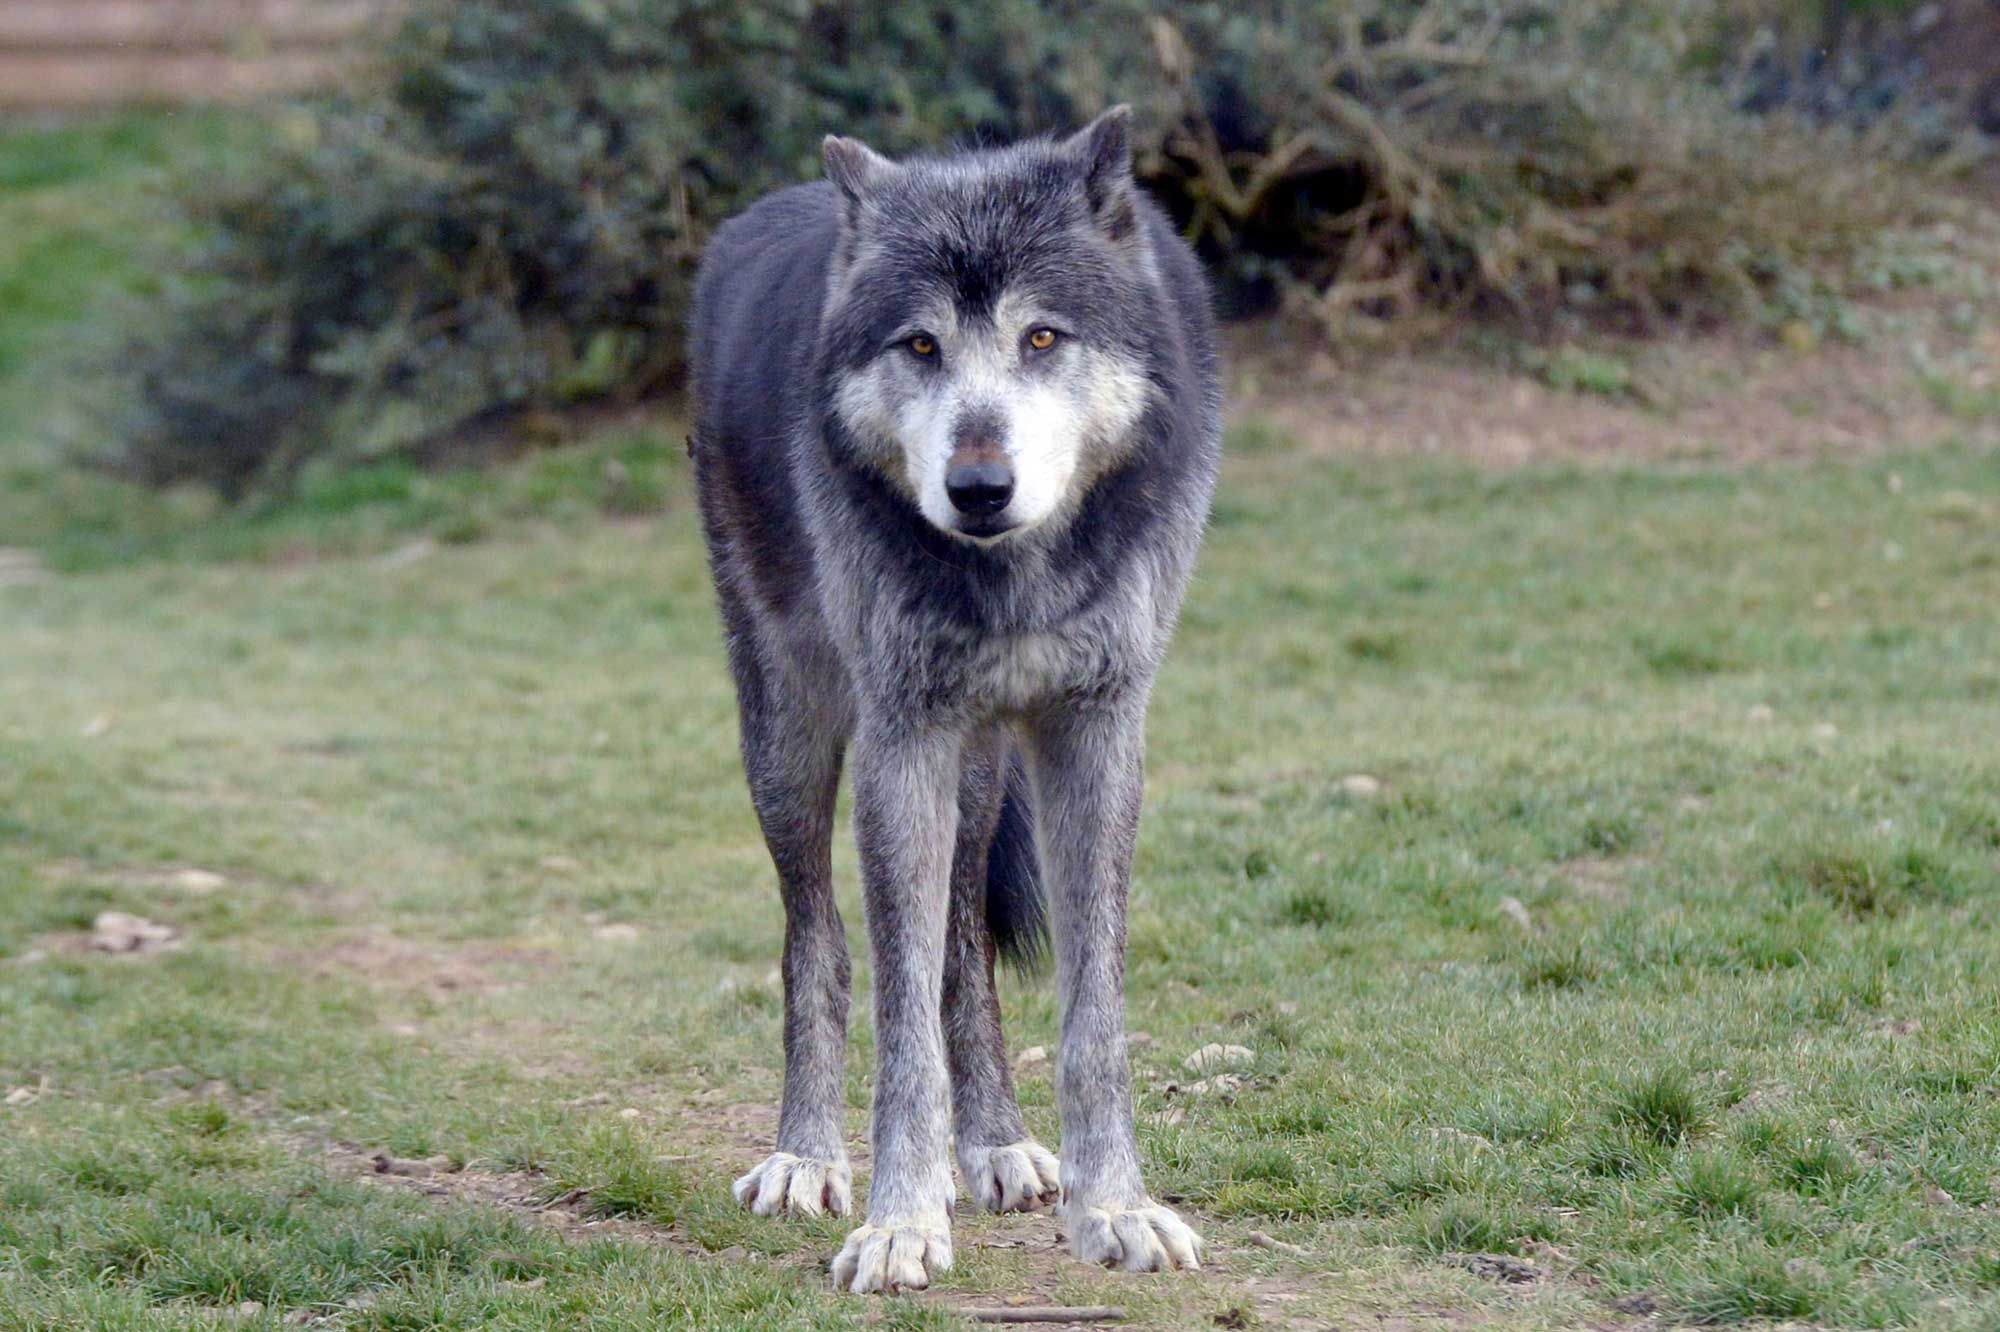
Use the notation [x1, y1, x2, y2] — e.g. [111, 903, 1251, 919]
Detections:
[1184, 1043, 1255, 1073]
[89, 912, 178, 954]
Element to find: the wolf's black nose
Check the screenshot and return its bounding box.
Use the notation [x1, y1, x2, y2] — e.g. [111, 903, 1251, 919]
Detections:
[945, 460, 1014, 518]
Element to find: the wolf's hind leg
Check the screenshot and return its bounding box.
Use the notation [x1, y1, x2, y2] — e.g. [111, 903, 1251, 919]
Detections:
[944, 735, 1060, 1214]
[729, 663, 853, 1219]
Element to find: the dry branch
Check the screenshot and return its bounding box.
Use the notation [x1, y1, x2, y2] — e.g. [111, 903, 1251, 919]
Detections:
[959, 1308, 1129, 1325]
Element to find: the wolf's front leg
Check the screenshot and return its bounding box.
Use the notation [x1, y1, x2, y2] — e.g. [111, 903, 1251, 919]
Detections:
[831, 720, 962, 1294]
[1031, 695, 1203, 1273]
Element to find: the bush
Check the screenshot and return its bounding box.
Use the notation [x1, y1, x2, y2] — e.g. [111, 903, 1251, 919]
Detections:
[110, 0, 1948, 496]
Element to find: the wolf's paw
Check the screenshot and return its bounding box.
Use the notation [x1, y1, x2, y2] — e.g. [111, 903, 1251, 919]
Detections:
[1067, 1201, 1203, 1273]
[732, 1152, 852, 1218]
[959, 1139, 1061, 1213]
[830, 1217, 953, 1294]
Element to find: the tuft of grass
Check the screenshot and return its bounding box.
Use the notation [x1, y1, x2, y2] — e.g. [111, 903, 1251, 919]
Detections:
[1343, 630, 1406, 664]
[1637, 632, 1736, 678]
[1280, 888, 1353, 929]
[1518, 940, 1604, 991]
[1407, 1197, 1551, 1256]
[1540, 347, 1634, 399]
[1774, 1138, 1858, 1197]
[541, 1122, 688, 1224]
[1672, 1246, 1830, 1325]
[1613, 1068, 1711, 1146]
[1770, 841, 1965, 918]
[1668, 1151, 1763, 1219]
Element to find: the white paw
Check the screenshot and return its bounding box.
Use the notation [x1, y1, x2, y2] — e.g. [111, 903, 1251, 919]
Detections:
[960, 1139, 1061, 1213]
[1067, 1201, 1203, 1273]
[732, 1151, 852, 1218]
[830, 1217, 953, 1294]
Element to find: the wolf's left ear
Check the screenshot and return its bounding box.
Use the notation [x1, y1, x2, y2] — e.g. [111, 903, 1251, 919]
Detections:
[1067, 104, 1138, 242]
[823, 135, 896, 225]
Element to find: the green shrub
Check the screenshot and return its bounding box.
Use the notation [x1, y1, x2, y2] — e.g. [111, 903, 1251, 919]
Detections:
[110, 0, 1946, 496]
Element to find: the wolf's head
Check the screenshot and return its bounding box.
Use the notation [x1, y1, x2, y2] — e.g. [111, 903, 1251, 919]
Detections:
[817, 108, 1159, 544]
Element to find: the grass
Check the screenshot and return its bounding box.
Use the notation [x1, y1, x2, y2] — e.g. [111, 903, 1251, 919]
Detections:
[6, 115, 2000, 1332]
[7, 431, 2000, 1329]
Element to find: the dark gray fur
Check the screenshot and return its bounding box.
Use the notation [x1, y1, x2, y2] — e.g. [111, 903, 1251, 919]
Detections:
[689, 108, 1219, 1293]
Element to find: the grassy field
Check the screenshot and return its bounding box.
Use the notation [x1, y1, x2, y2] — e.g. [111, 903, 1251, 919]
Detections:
[6, 117, 2000, 1332]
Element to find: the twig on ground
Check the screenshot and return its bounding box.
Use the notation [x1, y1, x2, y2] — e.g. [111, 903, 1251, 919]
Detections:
[959, 1308, 1129, 1325]
[1248, 1230, 1311, 1258]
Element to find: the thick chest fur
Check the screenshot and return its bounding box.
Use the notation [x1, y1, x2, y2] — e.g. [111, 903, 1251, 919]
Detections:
[866, 557, 1164, 722]
[956, 622, 1125, 715]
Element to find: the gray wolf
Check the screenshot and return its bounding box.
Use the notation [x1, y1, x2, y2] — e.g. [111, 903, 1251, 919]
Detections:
[687, 106, 1220, 1294]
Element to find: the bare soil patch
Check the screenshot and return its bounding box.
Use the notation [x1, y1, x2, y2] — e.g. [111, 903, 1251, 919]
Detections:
[1226, 313, 2000, 468]
[304, 930, 562, 999]
[309, 1105, 1390, 1332]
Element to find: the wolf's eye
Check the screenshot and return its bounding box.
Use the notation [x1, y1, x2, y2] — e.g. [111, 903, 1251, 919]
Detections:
[906, 334, 937, 358]
[1026, 328, 1059, 352]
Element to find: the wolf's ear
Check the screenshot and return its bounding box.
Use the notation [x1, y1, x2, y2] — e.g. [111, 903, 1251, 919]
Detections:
[823, 135, 896, 223]
[1066, 105, 1138, 242]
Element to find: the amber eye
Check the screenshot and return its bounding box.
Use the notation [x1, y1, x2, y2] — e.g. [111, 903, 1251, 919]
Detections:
[907, 334, 937, 358]
[1027, 328, 1058, 351]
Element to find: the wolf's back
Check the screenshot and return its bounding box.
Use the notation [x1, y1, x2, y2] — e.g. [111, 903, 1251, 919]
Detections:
[688, 182, 841, 462]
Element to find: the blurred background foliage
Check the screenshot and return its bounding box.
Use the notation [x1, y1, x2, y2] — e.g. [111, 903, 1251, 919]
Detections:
[53, 0, 2000, 497]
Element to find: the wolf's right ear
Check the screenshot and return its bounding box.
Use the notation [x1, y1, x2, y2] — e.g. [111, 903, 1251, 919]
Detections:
[1067, 105, 1138, 242]
[823, 135, 896, 224]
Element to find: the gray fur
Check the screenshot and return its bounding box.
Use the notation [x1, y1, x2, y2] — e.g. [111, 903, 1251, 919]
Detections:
[690, 106, 1220, 1293]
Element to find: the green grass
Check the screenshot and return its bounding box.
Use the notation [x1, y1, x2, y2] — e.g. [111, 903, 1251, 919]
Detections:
[5, 424, 2000, 1328]
[0, 111, 257, 561]
[7, 111, 2000, 1332]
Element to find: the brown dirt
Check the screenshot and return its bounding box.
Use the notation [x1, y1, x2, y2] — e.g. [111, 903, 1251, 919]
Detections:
[1224, 304, 2000, 468]
[305, 931, 560, 997]
[307, 1103, 1399, 1332]
[1551, 858, 1644, 905]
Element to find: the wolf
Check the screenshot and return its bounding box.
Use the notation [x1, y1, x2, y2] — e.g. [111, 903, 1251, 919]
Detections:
[687, 106, 1220, 1295]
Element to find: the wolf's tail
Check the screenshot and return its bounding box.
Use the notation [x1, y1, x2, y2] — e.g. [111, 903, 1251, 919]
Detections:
[987, 746, 1049, 973]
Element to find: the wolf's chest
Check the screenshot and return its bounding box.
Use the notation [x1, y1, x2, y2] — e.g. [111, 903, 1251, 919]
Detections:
[956, 625, 1115, 714]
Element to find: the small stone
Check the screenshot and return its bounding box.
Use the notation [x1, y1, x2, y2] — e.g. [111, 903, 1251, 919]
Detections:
[235, 1301, 265, 1318]
[1497, 897, 1534, 932]
[4, 1085, 40, 1107]
[540, 854, 583, 873]
[173, 869, 227, 893]
[1186, 1073, 1244, 1098]
[89, 912, 178, 954]
[592, 922, 641, 942]
[1127, 1031, 1155, 1048]
[1887, 472, 1904, 495]
[371, 1152, 453, 1178]
[1015, 1045, 1048, 1068]
[1145, 1106, 1187, 1127]
[376, 538, 437, 569]
[619, 1107, 642, 1120]
[81, 714, 113, 738]
[1747, 703, 1776, 724]
[1184, 1043, 1255, 1073]
[1339, 773, 1382, 798]
[1811, 721, 1839, 741]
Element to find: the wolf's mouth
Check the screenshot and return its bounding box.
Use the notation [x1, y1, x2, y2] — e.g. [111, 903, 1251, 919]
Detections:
[954, 513, 1021, 542]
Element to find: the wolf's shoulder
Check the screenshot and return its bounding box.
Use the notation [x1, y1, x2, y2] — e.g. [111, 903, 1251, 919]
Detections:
[690, 181, 842, 410]
[700, 181, 840, 289]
